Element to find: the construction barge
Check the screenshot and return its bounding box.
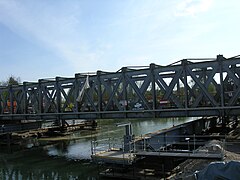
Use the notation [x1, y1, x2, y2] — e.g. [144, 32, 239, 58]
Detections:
[0, 119, 97, 146]
[91, 116, 239, 179]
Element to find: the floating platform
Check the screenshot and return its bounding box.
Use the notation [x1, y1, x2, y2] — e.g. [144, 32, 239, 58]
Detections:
[136, 151, 223, 159]
[93, 117, 237, 180]
[92, 150, 135, 165]
[93, 149, 222, 167]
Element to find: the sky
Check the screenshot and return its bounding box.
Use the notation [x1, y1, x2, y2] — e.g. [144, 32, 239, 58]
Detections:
[0, 0, 240, 82]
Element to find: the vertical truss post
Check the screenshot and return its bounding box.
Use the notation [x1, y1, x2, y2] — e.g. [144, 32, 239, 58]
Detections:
[203, 68, 206, 105]
[122, 67, 128, 118]
[182, 60, 189, 111]
[203, 67, 208, 106]
[97, 71, 102, 118]
[9, 85, 14, 114]
[56, 77, 62, 126]
[74, 74, 79, 114]
[232, 65, 237, 91]
[218, 55, 226, 125]
[38, 79, 43, 116]
[56, 77, 61, 114]
[177, 79, 180, 101]
[203, 68, 207, 83]
[23, 82, 27, 116]
[150, 63, 156, 117]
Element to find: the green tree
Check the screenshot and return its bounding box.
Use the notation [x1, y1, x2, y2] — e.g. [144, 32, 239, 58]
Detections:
[0, 75, 21, 86]
[0, 75, 21, 109]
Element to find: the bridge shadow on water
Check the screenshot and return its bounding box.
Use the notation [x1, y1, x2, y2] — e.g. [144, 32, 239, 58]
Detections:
[0, 148, 98, 179]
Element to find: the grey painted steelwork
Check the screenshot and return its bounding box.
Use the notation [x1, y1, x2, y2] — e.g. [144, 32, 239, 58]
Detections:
[0, 55, 240, 121]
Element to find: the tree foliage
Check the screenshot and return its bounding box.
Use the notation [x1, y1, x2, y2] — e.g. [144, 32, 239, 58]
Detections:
[0, 75, 21, 86]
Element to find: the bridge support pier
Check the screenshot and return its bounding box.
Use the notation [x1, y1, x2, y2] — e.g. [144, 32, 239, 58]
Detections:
[53, 119, 61, 126]
[6, 133, 11, 148]
[53, 119, 69, 128]
[221, 116, 228, 129]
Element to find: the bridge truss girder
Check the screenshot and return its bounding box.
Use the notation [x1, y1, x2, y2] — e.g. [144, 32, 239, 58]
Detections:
[0, 55, 240, 121]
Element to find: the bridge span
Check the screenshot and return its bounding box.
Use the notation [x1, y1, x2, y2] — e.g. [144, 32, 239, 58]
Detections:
[0, 55, 240, 121]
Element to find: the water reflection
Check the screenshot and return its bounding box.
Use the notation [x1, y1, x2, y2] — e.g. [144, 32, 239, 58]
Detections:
[45, 117, 193, 160]
[46, 140, 92, 160]
[0, 117, 195, 179]
[0, 148, 98, 179]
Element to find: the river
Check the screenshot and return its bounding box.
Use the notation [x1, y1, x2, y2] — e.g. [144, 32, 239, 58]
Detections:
[0, 117, 195, 179]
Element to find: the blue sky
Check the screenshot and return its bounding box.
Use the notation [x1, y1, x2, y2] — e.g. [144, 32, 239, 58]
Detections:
[0, 0, 239, 82]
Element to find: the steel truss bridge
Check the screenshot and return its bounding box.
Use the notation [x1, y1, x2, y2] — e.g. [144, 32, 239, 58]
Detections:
[0, 55, 240, 122]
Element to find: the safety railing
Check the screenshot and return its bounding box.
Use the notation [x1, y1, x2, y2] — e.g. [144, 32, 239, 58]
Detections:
[91, 134, 231, 164]
[133, 134, 226, 159]
[91, 137, 125, 155]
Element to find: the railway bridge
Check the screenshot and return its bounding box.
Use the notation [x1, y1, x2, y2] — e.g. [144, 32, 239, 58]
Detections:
[0, 55, 240, 124]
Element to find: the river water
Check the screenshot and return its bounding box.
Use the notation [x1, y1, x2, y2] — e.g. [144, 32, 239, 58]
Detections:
[0, 117, 195, 179]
